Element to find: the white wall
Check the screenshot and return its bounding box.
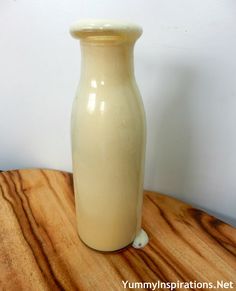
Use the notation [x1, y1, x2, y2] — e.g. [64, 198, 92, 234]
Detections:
[0, 0, 235, 225]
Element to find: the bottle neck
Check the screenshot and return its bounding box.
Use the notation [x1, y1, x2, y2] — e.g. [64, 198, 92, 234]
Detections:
[80, 41, 135, 83]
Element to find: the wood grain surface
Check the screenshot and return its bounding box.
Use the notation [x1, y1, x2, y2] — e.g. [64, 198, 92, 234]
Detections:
[0, 169, 235, 291]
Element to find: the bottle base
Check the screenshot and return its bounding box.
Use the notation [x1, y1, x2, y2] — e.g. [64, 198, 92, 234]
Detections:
[77, 229, 149, 252]
[78, 235, 133, 253]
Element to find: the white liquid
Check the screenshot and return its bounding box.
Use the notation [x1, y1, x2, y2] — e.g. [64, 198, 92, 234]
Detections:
[71, 21, 146, 252]
[132, 229, 149, 249]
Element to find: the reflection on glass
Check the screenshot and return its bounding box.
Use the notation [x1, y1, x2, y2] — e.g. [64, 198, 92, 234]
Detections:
[91, 80, 97, 88]
[87, 93, 96, 113]
[100, 101, 105, 114]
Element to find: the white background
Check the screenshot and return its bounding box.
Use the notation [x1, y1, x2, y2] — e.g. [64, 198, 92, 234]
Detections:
[0, 0, 235, 225]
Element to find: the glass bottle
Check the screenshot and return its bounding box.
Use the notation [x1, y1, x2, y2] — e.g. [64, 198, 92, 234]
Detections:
[70, 20, 146, 251]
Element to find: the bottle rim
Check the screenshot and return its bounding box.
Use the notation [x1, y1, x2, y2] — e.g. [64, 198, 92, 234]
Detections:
[70, 19, 142, 42]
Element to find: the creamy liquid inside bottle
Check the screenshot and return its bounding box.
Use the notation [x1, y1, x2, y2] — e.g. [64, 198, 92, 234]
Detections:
[70, 20, 146, 251]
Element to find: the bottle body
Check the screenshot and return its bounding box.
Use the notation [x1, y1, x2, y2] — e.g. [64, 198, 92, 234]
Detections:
[71, 21, 146, 251]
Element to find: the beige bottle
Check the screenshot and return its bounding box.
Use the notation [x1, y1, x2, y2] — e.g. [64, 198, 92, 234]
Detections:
[70, 20, 146, 251]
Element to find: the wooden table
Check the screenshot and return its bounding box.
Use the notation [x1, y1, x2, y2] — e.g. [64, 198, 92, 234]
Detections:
[0, 169, 235, 291]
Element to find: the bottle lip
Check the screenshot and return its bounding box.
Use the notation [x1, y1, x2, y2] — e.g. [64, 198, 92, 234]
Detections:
[70, 19, 142, 42]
